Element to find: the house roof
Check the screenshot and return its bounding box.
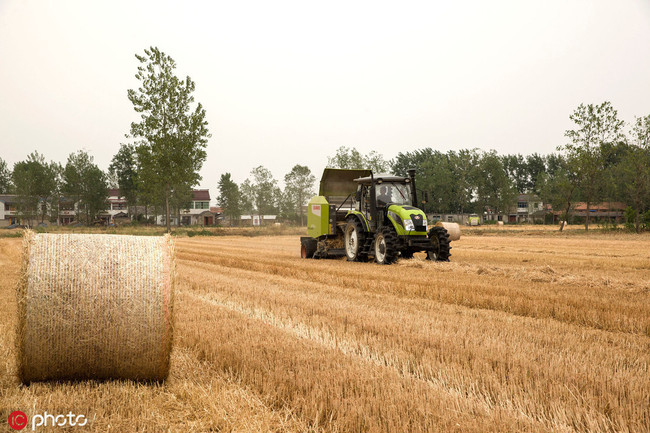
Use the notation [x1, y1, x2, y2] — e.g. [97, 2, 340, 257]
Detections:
[574, 202, 626, 211]
[0, 194, 17, 203]
[192, 189, 210, 201]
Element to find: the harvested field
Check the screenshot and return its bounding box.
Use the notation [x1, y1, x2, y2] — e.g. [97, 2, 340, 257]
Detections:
[1, 232, 649, 432]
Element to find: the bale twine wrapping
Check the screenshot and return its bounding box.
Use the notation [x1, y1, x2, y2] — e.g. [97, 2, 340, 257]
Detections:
[17, 231, 174, 383]
[435, 222, 461, 241]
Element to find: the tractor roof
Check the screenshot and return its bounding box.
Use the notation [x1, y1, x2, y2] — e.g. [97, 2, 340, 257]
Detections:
[353, 174, 409, 184]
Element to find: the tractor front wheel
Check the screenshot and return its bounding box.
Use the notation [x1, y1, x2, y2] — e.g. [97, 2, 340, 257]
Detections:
[426, 226, 451, 261]
[345, 219, 367, 262]
[374, 226, 398, 265]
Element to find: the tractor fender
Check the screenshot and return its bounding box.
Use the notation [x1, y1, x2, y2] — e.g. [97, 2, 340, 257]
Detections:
[345, 211, 370, 232]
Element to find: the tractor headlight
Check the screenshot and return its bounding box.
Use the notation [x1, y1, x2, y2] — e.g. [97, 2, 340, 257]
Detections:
[403, 219, 415, 231]
[423, 218, 428, 227]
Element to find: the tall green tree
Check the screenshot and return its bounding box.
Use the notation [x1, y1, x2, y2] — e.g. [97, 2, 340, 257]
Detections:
[47, 163, 64, 224]
[418, 151, 454, 213]
[239, 179, 255, 215]
[475, 151, 517, 217]
[284, 164, 315, 225]
[501, 154, 528, 194]
[109, 143, 140, 220]
[538, 163, 578, 231]
[63, 151, 108, 224]
[12, 152, 58, 225]
[449, 149, 480, 214]
[0, 157, 13, 194]
[327, 146, 389, 172]
[248, 166, 279, 215]
[217, 173, 241, 225]
[619, 115, 650, 232]
[563, 101, 624, 230]
[128, 47, 210, 232]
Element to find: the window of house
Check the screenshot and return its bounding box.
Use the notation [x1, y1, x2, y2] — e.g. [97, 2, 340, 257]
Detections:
[517, 201, 528, 208]
[194, 201, 209, 210]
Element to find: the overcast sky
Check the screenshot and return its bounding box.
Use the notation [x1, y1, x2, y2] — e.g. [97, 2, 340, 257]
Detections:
[1, 0, 649, 200]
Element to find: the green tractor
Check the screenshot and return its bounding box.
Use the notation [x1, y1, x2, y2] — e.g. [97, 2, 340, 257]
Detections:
[300, 168, 452, 264]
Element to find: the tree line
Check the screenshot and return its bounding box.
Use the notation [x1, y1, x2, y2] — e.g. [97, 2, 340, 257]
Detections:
[216, 102, 650, 232]
[0, 45, 648, 233]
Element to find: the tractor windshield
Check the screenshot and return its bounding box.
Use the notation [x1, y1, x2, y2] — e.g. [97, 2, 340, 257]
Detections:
[376, 182, 412, 206]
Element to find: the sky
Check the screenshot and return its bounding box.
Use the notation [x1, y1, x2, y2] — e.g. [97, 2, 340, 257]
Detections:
[1, 0, 649, 202]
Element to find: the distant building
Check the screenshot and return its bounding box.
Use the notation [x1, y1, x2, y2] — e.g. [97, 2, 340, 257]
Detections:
[508, 194, 546, 223]
[178, 189, 217, 226]
[241, 214, 277, 226]
[0, 195, 18, 227]
[572, 202, 625, 222]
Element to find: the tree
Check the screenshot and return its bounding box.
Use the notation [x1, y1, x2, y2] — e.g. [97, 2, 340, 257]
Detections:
[249, 166, 279, 215]
[63, 151, 108, 224]
[501, 154, 528, 194]
[217, 173, 241, 225]
[619, 115, 650, 232]
[448, 149, 480, 214]
[538, 164, 577, 231]
[128, 47, 210, 232]
[12, 152, 58, 225]
[418, 151, 454, 213]
[327, 146, 389, 172]
[109, 143, 140, 220]
[0, 157, 13, 194]
[475, 151, 517, 217]
[284, 164, 315, 225]
[563, 102, 624, 230]
[239, 179, 255, 215]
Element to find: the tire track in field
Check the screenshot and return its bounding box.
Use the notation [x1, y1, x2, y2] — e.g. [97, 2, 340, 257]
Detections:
[181, 289, 575, 433]
[176, 246, 650, 336]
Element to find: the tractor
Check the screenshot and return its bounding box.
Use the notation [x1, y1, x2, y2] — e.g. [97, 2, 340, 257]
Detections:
[300, 168, 453, 264]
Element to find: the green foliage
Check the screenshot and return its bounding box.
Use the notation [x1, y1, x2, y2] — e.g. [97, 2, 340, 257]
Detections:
[128, 47, 210, 232]
[562, 101, 625, 230]
[63, 150, 108, 224]
[217, 173, 241, 224]
[109, 143, 139, 216]
[327, 146, 389, 173]
[617, 115, 650, 232]
[12, 152, 59, 225]
[247, 166, 279, 215]
[284, 164, 315, 224]
[0, 157, 13, 194]
[475, 151, 517, 215]
[624, 206, 636, 231]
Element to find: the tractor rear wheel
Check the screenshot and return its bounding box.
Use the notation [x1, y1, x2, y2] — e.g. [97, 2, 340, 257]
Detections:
[345, 219, 367, 262]
[374, 226, 398, 265]
[426, 226, 451, 261]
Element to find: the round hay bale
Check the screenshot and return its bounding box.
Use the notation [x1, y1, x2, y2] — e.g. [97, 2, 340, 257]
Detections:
[497, 221, 504, 226]
[17, 231, 175, 383]
[434, 222, 461, 241]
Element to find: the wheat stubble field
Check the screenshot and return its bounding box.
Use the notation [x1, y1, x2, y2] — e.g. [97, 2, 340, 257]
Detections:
[1, 231, 649, 432]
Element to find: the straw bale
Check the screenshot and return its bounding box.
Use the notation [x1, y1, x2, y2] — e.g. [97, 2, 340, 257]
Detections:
[16, 231, 175, 383]
[435, 222, 461, 241]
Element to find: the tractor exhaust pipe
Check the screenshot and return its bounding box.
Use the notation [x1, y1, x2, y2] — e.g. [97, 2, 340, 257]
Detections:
[369, 171, 377, 231]
[407, 168, 417, 207]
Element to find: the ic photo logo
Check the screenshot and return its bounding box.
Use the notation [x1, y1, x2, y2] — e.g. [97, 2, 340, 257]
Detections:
[8, 411, 27, 430]
[7, 411, 88, 431]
